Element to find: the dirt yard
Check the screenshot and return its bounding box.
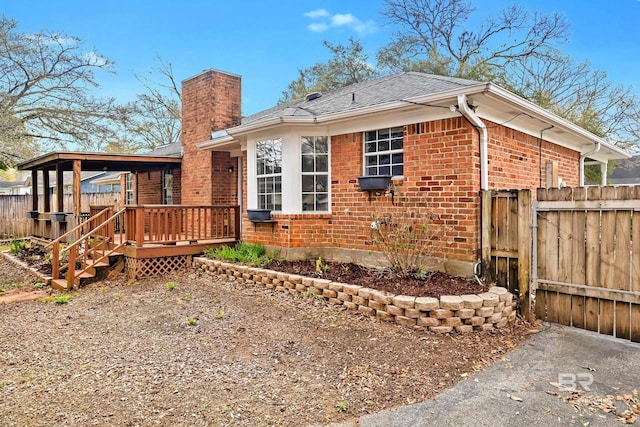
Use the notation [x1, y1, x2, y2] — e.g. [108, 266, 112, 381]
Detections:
[0, 256, 532, 426]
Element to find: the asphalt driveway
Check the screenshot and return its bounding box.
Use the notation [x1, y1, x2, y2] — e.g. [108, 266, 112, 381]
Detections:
[338, 325, 640, 426]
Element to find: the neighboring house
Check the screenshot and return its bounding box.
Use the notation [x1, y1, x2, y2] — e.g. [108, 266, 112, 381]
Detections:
[50, 171, 108, 195]
[0, 170, 31, 195]
[90, 172, 124, 193]
[180, 69, 629, 275]
[607, 155, 640, 185]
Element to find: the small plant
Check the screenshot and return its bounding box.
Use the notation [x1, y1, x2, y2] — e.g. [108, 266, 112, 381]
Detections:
[115, 292, 124, 299]
[187, 317, 198, 325]
[33, 283, 44, 289]
[54, 295, 70, 304]
[204, 242, 273, 266]
[315, 256, 329, 276]
[215, 310, 225, 319]
[371, 193, 446, 279]
[302, 288, 318, 300]
[165, 281, 178, 290]
[8, 239, 27, 255]
[336, 402, 348, 412]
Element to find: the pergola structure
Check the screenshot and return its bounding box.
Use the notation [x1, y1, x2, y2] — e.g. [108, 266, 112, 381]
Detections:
[18, 151, 181, 216]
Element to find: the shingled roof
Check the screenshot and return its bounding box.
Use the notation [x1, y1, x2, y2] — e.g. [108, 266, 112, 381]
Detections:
[242, 72, 481, 126]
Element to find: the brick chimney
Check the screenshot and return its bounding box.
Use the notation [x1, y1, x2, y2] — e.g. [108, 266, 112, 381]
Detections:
[181, 69, 241, 205]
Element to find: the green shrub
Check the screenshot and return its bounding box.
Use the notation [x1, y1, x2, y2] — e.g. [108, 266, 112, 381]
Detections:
[204, 242, 272, 266]
[9, 239, 27, 255]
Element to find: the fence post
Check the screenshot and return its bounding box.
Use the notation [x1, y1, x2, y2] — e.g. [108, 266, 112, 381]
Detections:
[480, 190, 492, 281]
[518, 189, 532, 320]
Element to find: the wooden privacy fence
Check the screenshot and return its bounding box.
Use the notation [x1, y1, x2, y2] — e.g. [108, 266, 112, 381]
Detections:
[0, 193, 120, 239]
[481, 190, 532, 319]
[534, 186, 640, 342]
[484, 186, 640, 341]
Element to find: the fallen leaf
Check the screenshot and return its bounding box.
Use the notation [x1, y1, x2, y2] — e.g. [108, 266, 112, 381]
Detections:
[507, 393, 523, 402]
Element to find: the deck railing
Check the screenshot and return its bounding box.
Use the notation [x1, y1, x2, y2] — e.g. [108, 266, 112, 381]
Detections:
[125, 205, 240, 246]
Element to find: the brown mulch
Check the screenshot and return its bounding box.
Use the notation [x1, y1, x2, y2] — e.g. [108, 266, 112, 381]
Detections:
[0, 253, 535, 426]
[264, 259, 488, 298]
[15, 245, 52, 275]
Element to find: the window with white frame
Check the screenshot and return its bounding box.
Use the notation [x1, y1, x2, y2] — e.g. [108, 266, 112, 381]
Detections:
[256, 137, 282, 210]
[162, 169, 173, 204]
[363, 126, 404, 176]
[301, 136, 329, 211]
[125, 173, 134, 205]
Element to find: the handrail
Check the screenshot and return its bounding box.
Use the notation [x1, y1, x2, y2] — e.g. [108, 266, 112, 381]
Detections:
[52, 208, 127, 287]
[45, 207, 112, 249]
[59, 208, 126, 256]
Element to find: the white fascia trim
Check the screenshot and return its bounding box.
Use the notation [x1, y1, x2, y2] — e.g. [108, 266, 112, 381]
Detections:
[483, 84, 630, 159]
[196, 134, 236, 150]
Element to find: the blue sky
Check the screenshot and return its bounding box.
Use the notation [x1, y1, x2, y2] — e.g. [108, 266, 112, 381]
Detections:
[2, 0, 640, 116]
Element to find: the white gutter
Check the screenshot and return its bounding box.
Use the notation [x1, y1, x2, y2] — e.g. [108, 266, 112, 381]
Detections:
[579, 141, 601, 186]
[457, 94, 489, 191]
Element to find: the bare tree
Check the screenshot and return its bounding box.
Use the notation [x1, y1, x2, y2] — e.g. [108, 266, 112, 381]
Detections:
[0, 16, 123, 165]
[378, 0, 568, 80]
[280, 38, 379, 103]
[506, 50, 639, 148]
[117, 57, 182, 152]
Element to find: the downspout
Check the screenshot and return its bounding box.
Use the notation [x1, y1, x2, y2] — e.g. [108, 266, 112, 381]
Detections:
[457, 94, 488, 190]
[579, 141, 601, 186]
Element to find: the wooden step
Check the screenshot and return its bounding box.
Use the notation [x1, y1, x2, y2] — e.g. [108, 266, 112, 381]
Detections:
[51, 279, 69, 291]
[84, 259, 109, 268]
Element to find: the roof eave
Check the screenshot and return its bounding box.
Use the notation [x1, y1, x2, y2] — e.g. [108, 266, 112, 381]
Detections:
[483, 84, 630, 160]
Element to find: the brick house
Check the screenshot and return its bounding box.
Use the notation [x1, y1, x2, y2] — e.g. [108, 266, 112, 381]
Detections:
[181, 69, 628, 275]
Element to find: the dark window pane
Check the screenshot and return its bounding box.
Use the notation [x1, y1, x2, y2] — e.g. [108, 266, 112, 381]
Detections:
[391, 127, 403, 138]
[275, 178, 281, 193]
[379, 128, 389, 139]
[316, 137, 328, 153]
[380, 166, 391, 175]
[302, 194, 314, 211]
[302, 155, 314, 172]
[379, 140, 389, 151]
[392, 153, 403, 164]
[379, 154, 391, 165]
[365, 142, 376, 153]
[301, 137, 313, 154]
[316, 196, 328, 211]
[391, 138, 403, 150]
[392, 165, 403, 176]
[365, 131, 377, 141]
[366, 166, 377, 175]
[302, 175, 314, 192]
[316, 155, 328, 172]
[366, 156, 378, 166]
[316, 175, 327, 191]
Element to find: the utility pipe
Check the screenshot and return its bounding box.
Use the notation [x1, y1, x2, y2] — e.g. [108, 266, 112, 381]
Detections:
[579, 141, 601, 186]
[457, 94, 488, 190]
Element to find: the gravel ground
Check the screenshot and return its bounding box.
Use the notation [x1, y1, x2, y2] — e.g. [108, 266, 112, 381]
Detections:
[0, 256, 532, 426]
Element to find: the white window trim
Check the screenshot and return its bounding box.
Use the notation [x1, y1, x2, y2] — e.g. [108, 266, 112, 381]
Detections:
[362, 126, 404, 178]
[300, 135, 330, 213]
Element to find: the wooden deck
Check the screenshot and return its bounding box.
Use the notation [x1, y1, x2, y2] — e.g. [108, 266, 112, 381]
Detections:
[47, 204, 240, 289]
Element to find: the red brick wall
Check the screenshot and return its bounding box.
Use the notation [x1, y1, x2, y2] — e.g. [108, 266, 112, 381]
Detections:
[120, 169, 182, 206]
[240, 117, 581, 266]
[487, 122, 580, 189]
[181, 69, 241, 206]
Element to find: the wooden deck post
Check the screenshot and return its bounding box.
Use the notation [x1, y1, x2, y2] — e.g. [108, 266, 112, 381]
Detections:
[56, 164, 64, 213]
[42, 169, 50, 213]
[518, 190, 532, 320]
[135, 206, 145, 247]
[234, 206, 241, 239]
[480, 190, 492, 280]
[73, 160, 82, 216]
[31, 170, 38, 212]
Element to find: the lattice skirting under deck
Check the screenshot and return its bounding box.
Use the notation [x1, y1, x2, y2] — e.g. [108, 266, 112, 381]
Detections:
[125, 255, 192, 279]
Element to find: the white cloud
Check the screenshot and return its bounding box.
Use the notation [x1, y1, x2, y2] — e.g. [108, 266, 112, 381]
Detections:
[308, 22, 330, 33]
[303, 9, 378, 35]
[304, 8, 330, 19]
